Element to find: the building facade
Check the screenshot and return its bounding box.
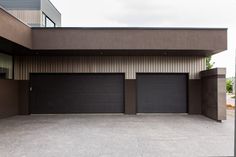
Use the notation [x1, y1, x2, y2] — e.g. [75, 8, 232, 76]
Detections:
[0, 7, 227, 121]
[0, 0, 61, 27]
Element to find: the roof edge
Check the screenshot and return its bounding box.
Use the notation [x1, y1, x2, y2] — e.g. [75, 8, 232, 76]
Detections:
[31, 27, 228, 30]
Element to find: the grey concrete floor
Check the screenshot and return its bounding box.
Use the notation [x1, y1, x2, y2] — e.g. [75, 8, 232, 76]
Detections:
[0, 113, 234, 157]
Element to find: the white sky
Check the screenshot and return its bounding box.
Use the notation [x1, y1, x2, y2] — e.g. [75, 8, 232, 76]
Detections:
[50, 0, 236, 77]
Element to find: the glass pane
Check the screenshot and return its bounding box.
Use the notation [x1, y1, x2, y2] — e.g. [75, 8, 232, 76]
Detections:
[46, 17, 55, 27]
[0, 53, 12, 79]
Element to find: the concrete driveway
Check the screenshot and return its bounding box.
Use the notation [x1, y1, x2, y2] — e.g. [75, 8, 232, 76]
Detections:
[0, 114, 234, 157]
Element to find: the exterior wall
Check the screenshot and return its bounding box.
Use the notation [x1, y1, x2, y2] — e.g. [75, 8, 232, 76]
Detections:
[32, 28, 227, 53]
[200, 68, 226, 121]
[0, 0, 61, 27]
[188, 79, 202, 114]
[125, 80, 136, 114]
[8, 10, 41, 26]
[14, 56, 206, 80]
[18, 81, 29, 115]
[41, 0, 61, 27]
[0, 53, 13, 79]
[0, 80, 19, 118]
[0, 8, 32, 49]
[0, 80, 29, 118]
[0, 0, 40, 10]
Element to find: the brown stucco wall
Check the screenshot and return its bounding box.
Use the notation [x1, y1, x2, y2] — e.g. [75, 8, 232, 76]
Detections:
[200, 68, 226, 121]
[125, 79, 136, 114]
[32, 28, 227, 53]
[0, 80, 29, 118]
[188, 79, 202, 114]
[18, 81, 29, 115]
[0, 80, 19, 118]
[0, 8, 32, 49]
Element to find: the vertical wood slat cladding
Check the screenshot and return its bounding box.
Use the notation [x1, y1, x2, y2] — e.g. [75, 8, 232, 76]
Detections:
[8, 10, 41, 25]
[0, 0, 40, 10]
[14, 56, 206, 80]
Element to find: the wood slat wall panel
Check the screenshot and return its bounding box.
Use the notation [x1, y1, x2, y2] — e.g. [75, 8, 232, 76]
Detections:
[14, 56, 206, 80]
[8, 10, 41, 25]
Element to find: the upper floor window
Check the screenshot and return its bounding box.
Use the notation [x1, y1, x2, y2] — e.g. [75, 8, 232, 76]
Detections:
[42, 12, 56, 27]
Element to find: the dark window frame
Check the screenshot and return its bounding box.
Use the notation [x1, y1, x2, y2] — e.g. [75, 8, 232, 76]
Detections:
[0, 67, 9, 79]
[42, 12, 56, 27]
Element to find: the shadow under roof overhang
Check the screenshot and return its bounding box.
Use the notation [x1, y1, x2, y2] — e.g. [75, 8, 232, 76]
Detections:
[26, 49, 218, 56]
[0, 37, 30, 55]
[0, 36, 221, 56]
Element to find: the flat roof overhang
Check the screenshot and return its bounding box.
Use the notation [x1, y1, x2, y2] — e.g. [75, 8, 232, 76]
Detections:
[0, 7, 32, 49]
[0, 7, 227, 56]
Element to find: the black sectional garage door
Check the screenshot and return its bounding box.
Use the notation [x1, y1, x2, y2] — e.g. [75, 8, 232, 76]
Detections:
[137, 74, 187, 113]
[30, 74, 124, 114]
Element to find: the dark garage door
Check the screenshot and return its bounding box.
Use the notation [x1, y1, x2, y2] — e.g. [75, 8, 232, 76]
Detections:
[30, 74, 124, 114]
[137, 74, 187, 113]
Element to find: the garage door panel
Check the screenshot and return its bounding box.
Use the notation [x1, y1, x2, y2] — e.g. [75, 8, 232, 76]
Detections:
[30, 74, 124, 114]
[137, 74, 187, 113]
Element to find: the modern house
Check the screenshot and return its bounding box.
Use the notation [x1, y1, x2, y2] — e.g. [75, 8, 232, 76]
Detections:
[0, 5, 227, 121]
[0, 0, 61, 27]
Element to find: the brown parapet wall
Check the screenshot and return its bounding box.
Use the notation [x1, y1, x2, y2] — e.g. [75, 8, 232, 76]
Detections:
[200, 68, 226, 121]
[0, 7, 32, 49]
[32, 28, 227, 54]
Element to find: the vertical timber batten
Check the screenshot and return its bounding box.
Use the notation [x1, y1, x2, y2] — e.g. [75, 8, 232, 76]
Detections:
[14, 56, 206, 80]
